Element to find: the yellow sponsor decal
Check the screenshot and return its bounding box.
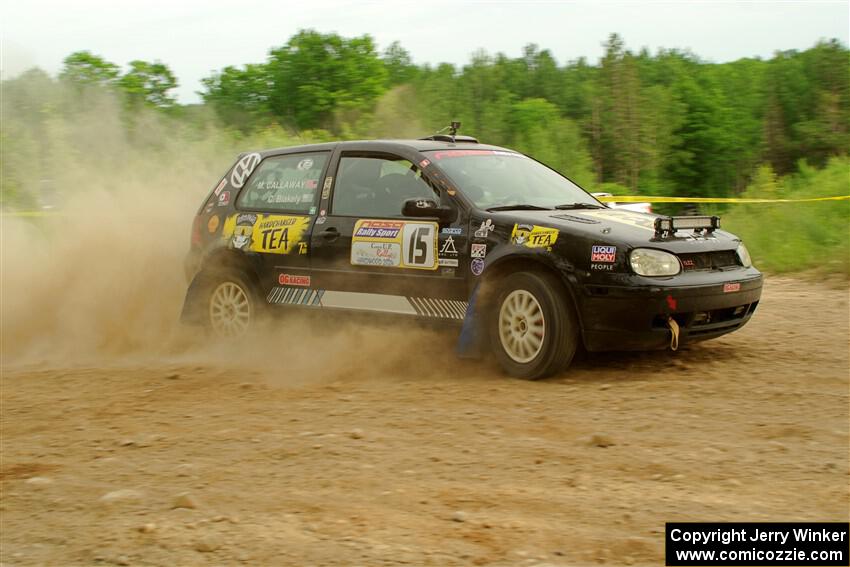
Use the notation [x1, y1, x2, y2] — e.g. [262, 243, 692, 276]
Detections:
[511, 224, 559, 248]
[221, 213, 310, 254]
[351, 219, 438, 270]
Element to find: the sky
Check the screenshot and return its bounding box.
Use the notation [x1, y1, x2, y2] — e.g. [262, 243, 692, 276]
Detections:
[2, 0, 848, 104]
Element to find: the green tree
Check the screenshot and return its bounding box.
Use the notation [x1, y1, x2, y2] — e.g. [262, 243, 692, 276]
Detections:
[201, 64, 272, 130]
[118, 60, 178, 107]
[266, 30, 387, 129]
[510, 98, 594, 186]
[596, 34, 643, 189]
[412, 62, 462, 132]
[383, 41, 418, 86]
[59, 51, 120, 87]
[793, 40, 850, 167]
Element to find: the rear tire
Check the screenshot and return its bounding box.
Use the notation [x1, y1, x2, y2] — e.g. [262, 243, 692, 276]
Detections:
[487, 270, 578, 379]
[204, 270, 257, 339]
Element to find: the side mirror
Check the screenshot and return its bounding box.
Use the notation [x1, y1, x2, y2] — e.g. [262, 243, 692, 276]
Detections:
[401, 198, 455, 223]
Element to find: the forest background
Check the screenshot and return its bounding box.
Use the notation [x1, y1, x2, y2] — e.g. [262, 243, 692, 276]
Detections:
[2, 31, 847, 273]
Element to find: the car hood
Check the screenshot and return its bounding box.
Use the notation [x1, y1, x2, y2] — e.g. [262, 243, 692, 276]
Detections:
[491, 208, 741, 253]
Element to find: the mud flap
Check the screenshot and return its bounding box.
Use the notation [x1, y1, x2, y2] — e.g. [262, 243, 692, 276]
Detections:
[179, 273, 208, 326]
[455, 284, 485, 358]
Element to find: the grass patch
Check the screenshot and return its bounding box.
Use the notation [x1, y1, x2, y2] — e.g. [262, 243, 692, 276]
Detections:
[720, 158, 849, 276]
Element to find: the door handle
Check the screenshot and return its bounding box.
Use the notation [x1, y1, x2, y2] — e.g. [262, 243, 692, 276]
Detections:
[319, 227, 340, 241]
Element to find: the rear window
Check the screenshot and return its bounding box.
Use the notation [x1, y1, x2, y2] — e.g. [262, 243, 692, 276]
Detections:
[236, 153, 328, 213]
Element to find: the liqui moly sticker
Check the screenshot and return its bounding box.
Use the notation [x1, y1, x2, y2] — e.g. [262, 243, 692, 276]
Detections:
[591, 245, 616, 263]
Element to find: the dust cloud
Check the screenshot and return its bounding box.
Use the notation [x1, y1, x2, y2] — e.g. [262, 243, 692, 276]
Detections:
[0, 88, 463, 384]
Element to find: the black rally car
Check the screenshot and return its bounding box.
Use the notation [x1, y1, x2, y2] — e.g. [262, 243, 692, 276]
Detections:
[182, 132, 762, 379]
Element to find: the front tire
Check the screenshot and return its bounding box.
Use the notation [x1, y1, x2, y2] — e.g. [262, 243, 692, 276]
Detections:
[205, 272, 256, 338]
[488, 270, 578, 379]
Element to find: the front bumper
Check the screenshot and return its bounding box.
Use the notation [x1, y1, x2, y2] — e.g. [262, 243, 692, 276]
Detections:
[578, 269, 763, 351]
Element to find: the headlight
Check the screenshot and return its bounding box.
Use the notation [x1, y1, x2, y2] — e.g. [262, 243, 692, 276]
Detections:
[630, 248, 681, 276]
[736, 243, 752, 268]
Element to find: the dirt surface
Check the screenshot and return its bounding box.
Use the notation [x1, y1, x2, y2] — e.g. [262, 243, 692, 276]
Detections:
[1, 276, 848, 566]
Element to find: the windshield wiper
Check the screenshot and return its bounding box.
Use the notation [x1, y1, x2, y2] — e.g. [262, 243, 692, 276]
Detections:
[553, 203, 607, 210]
[485, 204, 553, 212]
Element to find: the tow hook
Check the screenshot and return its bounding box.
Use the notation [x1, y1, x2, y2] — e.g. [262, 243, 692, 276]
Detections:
[667, 317, 680, 351]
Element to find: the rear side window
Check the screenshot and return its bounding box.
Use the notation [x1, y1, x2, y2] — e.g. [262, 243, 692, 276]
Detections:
[236, 153, 328, 213]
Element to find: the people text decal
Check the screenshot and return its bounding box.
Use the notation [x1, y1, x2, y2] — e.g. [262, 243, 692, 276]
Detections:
[220, 213, 310, 255]
[351, 219, 438, 270]
[230, 153, 262, 189]
[511, 224, 559, 249]
[590, 245, 617, 263]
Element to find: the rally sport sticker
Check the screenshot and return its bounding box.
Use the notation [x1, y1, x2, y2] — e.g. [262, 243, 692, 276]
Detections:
[351, 220, 438, 270]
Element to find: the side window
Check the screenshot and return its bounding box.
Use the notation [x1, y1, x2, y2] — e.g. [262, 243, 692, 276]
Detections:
[332, 155, 437, 217]
[237, 153, 328, 213]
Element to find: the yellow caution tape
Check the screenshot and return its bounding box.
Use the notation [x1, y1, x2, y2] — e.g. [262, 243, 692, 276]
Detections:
[1, 211, 60, 217]
[596, 195, 850, 204]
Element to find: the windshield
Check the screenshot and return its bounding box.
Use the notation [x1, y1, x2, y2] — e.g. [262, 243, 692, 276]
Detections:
[425, 150, 600, 210]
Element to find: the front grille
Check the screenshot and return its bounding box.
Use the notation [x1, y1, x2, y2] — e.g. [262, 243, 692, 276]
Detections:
[679, 250, 739, 271]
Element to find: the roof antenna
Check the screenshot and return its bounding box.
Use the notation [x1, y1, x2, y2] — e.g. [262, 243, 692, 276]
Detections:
[430, 121, 462, 143]
[449, 121, 461, 143]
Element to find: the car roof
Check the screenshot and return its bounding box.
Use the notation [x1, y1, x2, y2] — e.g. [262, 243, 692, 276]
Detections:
[251, 139, 512, 159]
